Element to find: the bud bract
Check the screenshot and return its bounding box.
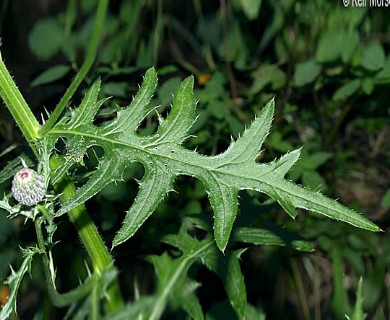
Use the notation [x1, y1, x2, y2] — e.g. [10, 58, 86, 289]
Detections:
[12, 168, 46, 206]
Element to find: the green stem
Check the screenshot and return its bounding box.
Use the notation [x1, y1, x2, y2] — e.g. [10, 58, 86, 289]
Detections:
[40, 0, 109, 135]
[0, 51, 41, 150]
[331, 247, 350, 318]
[290, 259, 310, 320]
[0, 0, 124, 310]
[34, 216, 96, 307]
[49, 156, 123, 311]
[91, 284, 99, 320]
[49, 156, 112, 271]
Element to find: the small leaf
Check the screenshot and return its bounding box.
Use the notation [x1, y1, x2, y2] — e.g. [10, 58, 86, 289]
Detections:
[332, 79, 361, 100]
[203, 250, 247, 319]
[105, 297, 155, 320]
[28, 18, 64, 60]
[375, 58, 390, 83]
[239, 0, 262, 20]
[157, 77, 182, 106]
[347, 277, 366, 320]
[341, 31, 360, 63]
[232, 226, 314, 252]
[316, 31, 343, 63]
[207, 100, 227, 120]
[361, 41, 385, 71]
[294, 60, 321, 87]
[250, 64, 286, 94]
[361, 78, 374, 95]
[0, 158, 27, 185]
[302, 151, 332, 170]
[101, 82, 128, 98]
[381, 189, 390, 207]
[31, 65, 70, 87]
[332, 247, 350, 318]
[302, 170, 327, 190]
[266, 131, 293, 152]
[185, 296, 204, 320]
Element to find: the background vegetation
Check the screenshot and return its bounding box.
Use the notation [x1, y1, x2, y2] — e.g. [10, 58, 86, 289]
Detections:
[0, 0, 389, 319]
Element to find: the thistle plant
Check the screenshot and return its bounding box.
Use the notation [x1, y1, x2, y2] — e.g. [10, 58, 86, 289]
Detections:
[0, 1, 381, 319]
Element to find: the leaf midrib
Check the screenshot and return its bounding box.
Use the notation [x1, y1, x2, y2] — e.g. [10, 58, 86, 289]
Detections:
[48, 129, 378, 230]
[48, 128, 271, 184]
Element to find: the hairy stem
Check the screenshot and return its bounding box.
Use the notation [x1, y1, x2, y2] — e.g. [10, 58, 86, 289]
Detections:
[0, 0, 123, 310]
[0, 51, 41, 150]
[50, 157, 124, 311]
[34, 216, 96, 307]
[40, 0, 109, 134]
[49, 156, 113, 271]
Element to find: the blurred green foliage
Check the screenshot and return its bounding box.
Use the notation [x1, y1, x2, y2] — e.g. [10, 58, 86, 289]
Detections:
[0, 0, 389, 319]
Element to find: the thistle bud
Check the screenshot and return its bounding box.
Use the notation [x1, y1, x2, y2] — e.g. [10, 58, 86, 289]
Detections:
[12, 168, 46, 206]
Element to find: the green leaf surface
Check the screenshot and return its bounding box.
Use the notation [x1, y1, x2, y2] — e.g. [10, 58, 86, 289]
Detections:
[381, 189, 390, 207]
[341, 31, 360, 63]
[203, 249, 247, 319]
[250, 64, 286, 94]
[105, 297, 155, 320]
[239, 0, 262, 20]
[316, 31, 343, 63]
[162, 226, 246, 319]
[28, 18, 64, 60]
[332, 247, 350, 318]
[149, 229, 214, 320]
[302, 170, 327, 190]
[346, 277, 365, 320]
[0, 248, 39, 320]
[361, 41, 385, 71]
[332, 79, 361, 100]
[113, 165, 174, 246]
[158, 77, 182, 106]
[31, 65, 71, 87]
[47, 68, 380, 252]
[0, 158, 22, 185]
[375, 58, 390, 83]
[301, 151, 332, 170]
[232, 226, 314, 252]
[0, 155, 34, 187]
[294, 60, 321, 87]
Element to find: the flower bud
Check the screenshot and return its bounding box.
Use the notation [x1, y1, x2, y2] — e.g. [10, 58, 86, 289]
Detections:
[12, 168, 46, 206]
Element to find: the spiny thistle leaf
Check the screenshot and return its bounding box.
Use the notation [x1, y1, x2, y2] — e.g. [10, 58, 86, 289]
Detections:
[46, 67, 380, 251]
[147, 252, 205, 320]
[161, 226, 246, 319]
[0, 247, 40, 319]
